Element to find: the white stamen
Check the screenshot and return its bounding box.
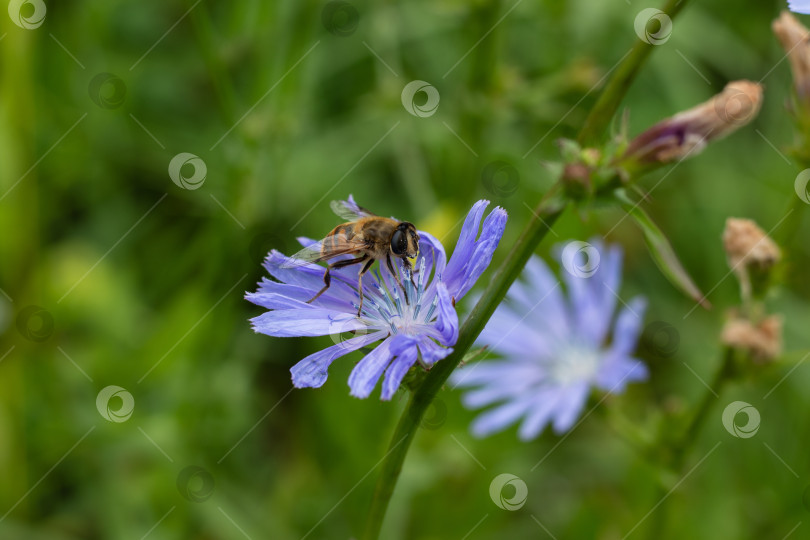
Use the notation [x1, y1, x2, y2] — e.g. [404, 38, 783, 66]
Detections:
[357, 254, 442, 336]
[548, 343, 601, 385]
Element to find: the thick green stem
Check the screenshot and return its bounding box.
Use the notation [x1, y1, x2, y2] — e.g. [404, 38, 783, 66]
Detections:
[361, 392, 419, 540]
[361, 2, 694, 535]
[361, 188, 566, 540]
[577, 0, 693, 146]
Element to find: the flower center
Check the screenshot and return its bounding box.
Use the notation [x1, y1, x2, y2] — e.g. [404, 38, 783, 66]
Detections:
[356, 257, 438, 336]
[548, 342, 601, 385]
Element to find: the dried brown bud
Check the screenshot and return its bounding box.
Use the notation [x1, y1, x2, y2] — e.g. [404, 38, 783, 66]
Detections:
[721, 314, 783, 363]
[722, 218, 781, 271]
[772, 11, 810, 106]
[621, 81, 763, 166]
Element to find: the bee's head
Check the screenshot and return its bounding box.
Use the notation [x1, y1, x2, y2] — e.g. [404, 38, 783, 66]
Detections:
[391, 222, 419, 264]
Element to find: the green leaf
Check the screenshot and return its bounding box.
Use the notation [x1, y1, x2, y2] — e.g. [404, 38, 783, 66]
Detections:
[616, 190, 710, 309]
[460, 346, 490, 366]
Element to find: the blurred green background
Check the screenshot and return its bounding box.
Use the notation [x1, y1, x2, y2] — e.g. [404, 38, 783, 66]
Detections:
[1, 0, 808, 538]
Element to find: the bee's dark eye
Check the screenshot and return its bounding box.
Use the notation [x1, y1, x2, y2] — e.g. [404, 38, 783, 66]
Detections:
[391, 229, 407, 256]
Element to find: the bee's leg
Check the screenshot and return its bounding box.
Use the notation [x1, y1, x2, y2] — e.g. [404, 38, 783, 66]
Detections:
[356, 258, 375, 317]
[306, 267, 332, 305]
[386, 254, 410, 305]
[306, 256, 367, 305]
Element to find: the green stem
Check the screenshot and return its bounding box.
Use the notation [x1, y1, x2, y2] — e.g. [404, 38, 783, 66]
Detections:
[647, 348, 734, 538]
[775, 184, 807, 249]
[670, 347, 734, 471]
[361, 1, 692, 534]
[577, 0, 693, 146]
[361, 187, 566, 540]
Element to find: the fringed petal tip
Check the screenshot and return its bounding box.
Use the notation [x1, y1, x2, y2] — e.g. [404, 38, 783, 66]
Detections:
[292, 368, 328, 389]
[291, 331, 386, 389]
[480, 206, 508, 247]
[491, 205, 508, 221]
[248, 315, 262, 335]
[444, 202, 508, 300]
[261, 249, 290, 272]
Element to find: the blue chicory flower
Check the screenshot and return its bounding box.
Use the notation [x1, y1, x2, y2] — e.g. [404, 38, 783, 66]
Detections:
[790, 1, 810, 15]
[450, 241, 648, 440]
[247, 198, 507, 400]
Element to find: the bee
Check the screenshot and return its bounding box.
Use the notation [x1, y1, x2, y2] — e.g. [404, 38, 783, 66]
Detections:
[283, 199, 420, 316]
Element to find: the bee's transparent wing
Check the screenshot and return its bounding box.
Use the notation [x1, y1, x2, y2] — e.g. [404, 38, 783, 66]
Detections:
[330, 196, 377, 221]
[280, 236, 365, 269]
[280, 240, 324, 268]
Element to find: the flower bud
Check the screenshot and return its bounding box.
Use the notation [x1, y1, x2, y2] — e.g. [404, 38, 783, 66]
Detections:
[722, 217, 781, 301]
[722, 218, 781, 271]
[561, 162, 593, 200]
[721, 314, 783, 363]
[620, 81, 763, 167]
[772, 11, 810, 108]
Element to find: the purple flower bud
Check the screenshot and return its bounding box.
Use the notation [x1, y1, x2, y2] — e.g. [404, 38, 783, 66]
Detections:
[621, 81, 763, 166]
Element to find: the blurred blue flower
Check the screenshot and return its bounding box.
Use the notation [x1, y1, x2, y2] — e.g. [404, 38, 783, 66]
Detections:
[247, 199, 507, 400]
[789, 1, 810, 15]
[450, 241, 648, 440]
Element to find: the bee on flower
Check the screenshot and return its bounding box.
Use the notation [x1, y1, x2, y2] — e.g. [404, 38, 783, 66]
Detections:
[247, 197, 507, 400]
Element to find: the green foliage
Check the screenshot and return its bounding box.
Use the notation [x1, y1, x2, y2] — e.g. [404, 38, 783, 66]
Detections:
[615, 189, 708, 308]
[1, 1, 808, 539]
